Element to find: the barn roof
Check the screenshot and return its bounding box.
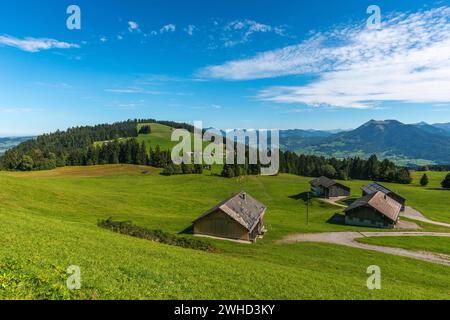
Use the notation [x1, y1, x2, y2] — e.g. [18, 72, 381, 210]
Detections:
[345, 191, 401, 222]
[194, 192, 266, 232]
[309, 176, 350, 190]
[361, 182, 406, 202]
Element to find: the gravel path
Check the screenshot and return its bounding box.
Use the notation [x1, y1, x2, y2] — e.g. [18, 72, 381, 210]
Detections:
[318, 197, 348, 208]
[401, 207, 450, 228]
[279, 232, 450, 266]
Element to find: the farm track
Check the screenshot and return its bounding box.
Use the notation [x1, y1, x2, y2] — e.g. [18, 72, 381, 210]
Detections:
[401, 206, 450, 228]
[279, 232, 450, 266]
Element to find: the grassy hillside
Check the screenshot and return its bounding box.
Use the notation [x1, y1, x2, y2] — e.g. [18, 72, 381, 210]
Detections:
[357, 237, 450, 256]
[137, 123, 179, 151]
[0, 166, 449, 299]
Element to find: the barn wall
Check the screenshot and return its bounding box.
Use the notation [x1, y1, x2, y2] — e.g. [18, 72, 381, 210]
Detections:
[193, 210, 250, 241]
[345, 207, 394, 228]
[311, 186, 325, 197]
[329, 185, 350, 197]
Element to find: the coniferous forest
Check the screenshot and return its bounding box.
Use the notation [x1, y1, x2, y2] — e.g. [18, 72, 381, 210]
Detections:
[0, 120, 411, 184]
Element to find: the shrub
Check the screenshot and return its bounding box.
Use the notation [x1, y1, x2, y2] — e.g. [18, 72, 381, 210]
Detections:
[138, 125, 151, 135]
[441, 173, 450, 189]
[420, 174, 429, 187]
[97, 218, 217, 252]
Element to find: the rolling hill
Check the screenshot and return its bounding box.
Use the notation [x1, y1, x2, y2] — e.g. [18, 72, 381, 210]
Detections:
[0, 120, 449, 299]
[0, 165, 449, 299]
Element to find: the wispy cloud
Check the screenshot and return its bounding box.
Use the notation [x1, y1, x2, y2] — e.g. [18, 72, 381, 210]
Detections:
[128, 21, 141, 33]
[184, 25, 196, 36]
[105, 87, 167, 95]
[0, 107, 40, 113]
[160, 24, 176, 33]
[0, 35, 79, 53]
[222, 19, 287, 47]
[200, 7, 450, 109]
[36, 82, 72, 89]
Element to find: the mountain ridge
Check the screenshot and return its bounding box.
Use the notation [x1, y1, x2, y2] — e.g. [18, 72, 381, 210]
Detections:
[280, 120, 450, 166]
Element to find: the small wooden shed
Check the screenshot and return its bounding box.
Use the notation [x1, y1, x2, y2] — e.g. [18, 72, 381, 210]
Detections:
[309, 176, 351, 198]
[193, 192, 267, 243]
[345, 191, 401, 228]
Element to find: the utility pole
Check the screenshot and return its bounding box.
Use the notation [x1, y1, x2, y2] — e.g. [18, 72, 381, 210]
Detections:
[306, 191, 310, 225]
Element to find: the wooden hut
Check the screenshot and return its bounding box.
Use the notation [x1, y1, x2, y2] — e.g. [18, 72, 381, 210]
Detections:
[345, 191, 401, 228]
[193, 192, 267, 243]
[309, 176, 350, 199]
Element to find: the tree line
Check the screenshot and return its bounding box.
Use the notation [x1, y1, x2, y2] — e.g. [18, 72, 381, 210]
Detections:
[0, 119, 193, 171]
[0, 119, 413, 185]
[221, 151, 412, 184]
[0, 120, 138, 171]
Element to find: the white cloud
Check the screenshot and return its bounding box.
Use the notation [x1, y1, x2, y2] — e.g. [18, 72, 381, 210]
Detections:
[99, 37, 108, 43]
[0, 107, 38, 113]
[200, 6, 450, 109]
[128, 21, 140, 32]
[160, 24, 176, 33]
[36, 82, 72, 89]
[105, 87, 167, 95]
[184, 25, 196, 36]
[222, 19, 287, 47]
[0, 35, 79, 53]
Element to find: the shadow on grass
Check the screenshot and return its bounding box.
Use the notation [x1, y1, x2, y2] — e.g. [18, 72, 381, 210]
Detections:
[179, 225, 194, 235]
[326, 213, 346, 226]
[338, 197, 358, 206]
[289, 192, 311, 202]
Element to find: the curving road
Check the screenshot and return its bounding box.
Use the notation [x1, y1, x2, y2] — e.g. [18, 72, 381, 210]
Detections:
[279, 231, 450, 266]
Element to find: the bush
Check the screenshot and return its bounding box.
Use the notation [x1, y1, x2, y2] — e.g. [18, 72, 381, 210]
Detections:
[420, 174, 429, 187]
[138, 125, 151, 134]
[441, 173, 450, 189]
[97, 218, 217, 252]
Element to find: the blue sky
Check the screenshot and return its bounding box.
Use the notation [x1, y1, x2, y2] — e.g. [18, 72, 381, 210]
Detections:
[0, 0, 449, 136]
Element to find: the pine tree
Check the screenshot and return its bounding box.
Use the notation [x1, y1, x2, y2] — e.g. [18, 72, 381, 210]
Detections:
[138, 142, 148, 165]
[194, 164, 203, 174]
[441, 173, 450, 189]
[420, 173, 429, 187]
[162, 164, 175, 176]
[221, 165, 235, 178]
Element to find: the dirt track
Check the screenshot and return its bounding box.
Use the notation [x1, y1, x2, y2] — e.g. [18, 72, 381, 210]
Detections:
[401, 207, 450, 228]
[279, 232, 450, 266]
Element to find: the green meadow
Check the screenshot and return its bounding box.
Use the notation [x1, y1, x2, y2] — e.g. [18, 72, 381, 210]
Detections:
[358, 237, 450, 256]
[0, 164, 450, 300]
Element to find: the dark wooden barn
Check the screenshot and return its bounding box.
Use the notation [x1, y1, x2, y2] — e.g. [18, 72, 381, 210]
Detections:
[345, 191, 401, 228]
[361, 182, 406, 211]
[193, 192, 267, 243]
[309, 176, 351, 199]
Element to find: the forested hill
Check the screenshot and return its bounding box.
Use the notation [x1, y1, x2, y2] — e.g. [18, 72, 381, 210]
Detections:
[0, 120, 139, 171]
[0, 119, 198, 171]
[0, 119, 412, 184]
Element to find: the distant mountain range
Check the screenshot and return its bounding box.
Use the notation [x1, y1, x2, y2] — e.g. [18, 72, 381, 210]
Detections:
[280, 120, 450, 166]
[0, 136, 34, 155]
[3, 119, 450, 166]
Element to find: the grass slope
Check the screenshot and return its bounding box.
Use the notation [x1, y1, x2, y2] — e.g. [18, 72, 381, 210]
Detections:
[357, 237, 450, 256]
[137, 123, 179, 151]
[0, 166, 449, 299]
